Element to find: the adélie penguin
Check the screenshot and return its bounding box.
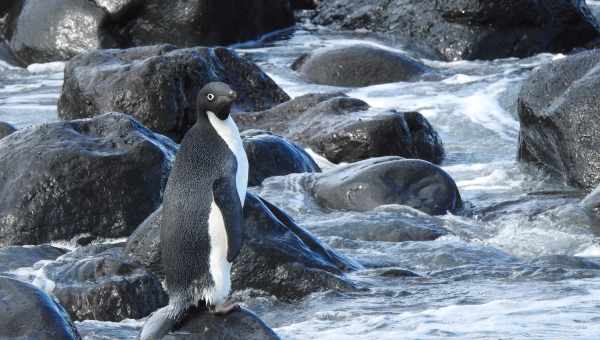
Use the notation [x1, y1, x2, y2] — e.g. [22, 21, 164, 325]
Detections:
[139, 82, 248, 340]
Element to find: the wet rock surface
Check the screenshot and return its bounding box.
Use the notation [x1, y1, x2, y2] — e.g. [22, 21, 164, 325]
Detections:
[312, 0, 600, 61]
[126, 193, 360, 300]
[0, 276, 81, 340]
[0, 244, 67, 273]
[161, 307, 281, 340]
[242, 130, 320, 186]
[518, 49, 600, 191]
[37, 244, 168, 322]
[0, 121, 17, 139]
[292, 44, 432, 86]
[0, 113, 177, 246]
[235, 94, 444, 164]
[1, 0, 294, 65]
[306, 157, 462, 215]
[58, 45, 289, 141]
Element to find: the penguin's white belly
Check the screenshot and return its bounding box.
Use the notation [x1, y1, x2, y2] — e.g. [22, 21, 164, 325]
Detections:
[203, 112, 248, 306]
[203, 201, 232, 306]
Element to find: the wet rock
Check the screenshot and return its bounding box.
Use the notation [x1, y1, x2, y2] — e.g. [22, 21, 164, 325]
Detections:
[126, 193, 360, 300]
[58, 45, 289, 141]
[306, 206, 449, 242]
[0, 113, 177, 246]
[162, 307, 280, 340]
[518, 49, 600, 191]
[529, 255, 600, 270]
[3, 0, 294, 65]
[0, 121, 16, 139]
[0, 245, 66, 273]
[0, 39, 21, 66]
[38, 244, 168, 322]
[306, 157, 462, 215]
[242, 130, 320, 186]
[235, 94, 444, 164]
[0, 276, 81, 340]
[312, 0, 600, 61]
[6, 0, 113, 65]
[583, 185, 600, 225]
[292, 44, 431, 86]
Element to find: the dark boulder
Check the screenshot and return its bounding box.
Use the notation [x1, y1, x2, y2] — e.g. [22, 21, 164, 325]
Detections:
[126, 193, 360, 300]
[0, 113, 177, 246]
[58, 45, 289, 141]
[242, 130, 320, 186]
[0, 245, 67, 273]
[36, 244, 168, 322]
[2, 0, 294, 65]
[162, 307, 280, 340]
[291, 0, 318, 10]
[518, 49, 600, 191]
[0, 276, 81, 340]
[0, 121, 16, 139]
[312, 0, 600, 61]
[306, 157, 462, 215]
[0, 39, 21, 66]
[292, 44, 431, 86]
[235, 94, 444, 164]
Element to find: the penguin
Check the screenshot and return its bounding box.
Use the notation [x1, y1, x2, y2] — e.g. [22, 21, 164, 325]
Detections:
[139, 82, 248, 340]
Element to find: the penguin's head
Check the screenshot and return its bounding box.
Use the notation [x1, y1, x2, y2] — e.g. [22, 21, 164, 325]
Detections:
[196, 82, 238, 120]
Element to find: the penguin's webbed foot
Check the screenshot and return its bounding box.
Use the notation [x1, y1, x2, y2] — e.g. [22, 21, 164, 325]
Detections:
[211, 303, 241, 316]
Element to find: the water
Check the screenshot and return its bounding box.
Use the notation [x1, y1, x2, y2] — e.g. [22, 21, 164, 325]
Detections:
[3, 16, 600, 340]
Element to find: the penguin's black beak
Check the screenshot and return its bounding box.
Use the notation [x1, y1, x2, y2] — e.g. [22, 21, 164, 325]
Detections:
[227, 90, 237, 101]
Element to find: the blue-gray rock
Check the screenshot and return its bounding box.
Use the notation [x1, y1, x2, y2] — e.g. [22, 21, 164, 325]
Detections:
[0, 121, 17, 139]
[0, 245, 67, 273]
[0, 276, 81, 340]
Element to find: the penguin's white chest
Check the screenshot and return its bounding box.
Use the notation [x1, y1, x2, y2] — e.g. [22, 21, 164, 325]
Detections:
[204, 112, 248, 305]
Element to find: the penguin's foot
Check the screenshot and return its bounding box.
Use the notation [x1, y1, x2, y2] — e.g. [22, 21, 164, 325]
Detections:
[211, 303, 241, 316]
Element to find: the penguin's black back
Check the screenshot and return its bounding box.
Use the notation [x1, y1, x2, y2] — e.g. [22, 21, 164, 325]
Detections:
[160, 112, 237, 294]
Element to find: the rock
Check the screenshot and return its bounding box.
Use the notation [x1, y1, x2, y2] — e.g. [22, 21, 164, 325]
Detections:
[0, 121, 16, 139]
[126, 193, 360, 300]
[306, 157, 462, 215]
[3, 0, 294, 65]
[114, 0, 294, 49]
[306, 206, 449, 242]
[518, 49, 600, 191]
[235, 94, 444, 164]
[582, 185, 600, 225]
[162, 307, 280, 340]
[242, 130, 320, 186]
[58, 45, 289, 141]
[291, 0, 318, 10]
[0, 276, 81, 340]
[35, 244, 168, 322]
[0, 245, 67, 273]
[312, 0, 600, 61]
[0, 39, 21, 66]
[292, 44, 431, 86]
[529, 255, 600, 270]
[6, 0, 113, 65]
[0, 113, 177, 246]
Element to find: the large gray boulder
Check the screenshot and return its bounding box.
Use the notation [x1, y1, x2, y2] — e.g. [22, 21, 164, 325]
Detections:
[126, 193, 360, 300]
[0, 245, 66, 273]
[518, 49, 600, 191]
[58, 45, 289, 141]
[306, 157, 462, 215]
[292, 44, 432, 86]
[0, 113, 177, 246]
[234, 93, 444, 164]
[312, 0, 600, 61]
[0, 276, 81, 340]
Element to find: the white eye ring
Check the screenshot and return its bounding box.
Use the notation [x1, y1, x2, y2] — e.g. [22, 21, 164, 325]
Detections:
[206, 93, 215, 101]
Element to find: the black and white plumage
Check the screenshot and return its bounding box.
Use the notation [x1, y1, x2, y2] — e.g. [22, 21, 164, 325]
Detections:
[139, 82, 248, 340]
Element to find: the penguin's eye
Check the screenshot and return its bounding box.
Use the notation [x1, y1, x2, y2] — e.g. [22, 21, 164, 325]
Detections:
[206, 93, 215, 102]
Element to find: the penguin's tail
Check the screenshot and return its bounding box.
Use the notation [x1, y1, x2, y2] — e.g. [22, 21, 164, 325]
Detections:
[138, 302, 188, 340]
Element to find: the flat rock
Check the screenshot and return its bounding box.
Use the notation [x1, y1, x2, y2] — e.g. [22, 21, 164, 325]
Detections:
[0, 245, 67, 273]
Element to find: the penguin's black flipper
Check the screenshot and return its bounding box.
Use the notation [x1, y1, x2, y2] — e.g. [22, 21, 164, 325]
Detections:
[213, 175, 243, 262]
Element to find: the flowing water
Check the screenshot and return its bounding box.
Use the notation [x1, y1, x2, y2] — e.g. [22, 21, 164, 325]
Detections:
[3, 11, 600, 340]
